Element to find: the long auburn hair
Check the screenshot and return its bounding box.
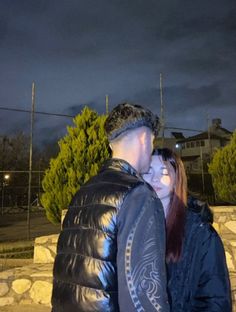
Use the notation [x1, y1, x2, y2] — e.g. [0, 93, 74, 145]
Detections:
[153, 148, 187, 263]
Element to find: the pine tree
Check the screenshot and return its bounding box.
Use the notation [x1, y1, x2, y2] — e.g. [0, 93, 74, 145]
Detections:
[41, 107, 110, 224]
[208, 130, 236, 204]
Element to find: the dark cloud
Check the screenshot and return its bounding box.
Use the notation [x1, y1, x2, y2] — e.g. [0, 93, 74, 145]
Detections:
[0, 0, 235, 145]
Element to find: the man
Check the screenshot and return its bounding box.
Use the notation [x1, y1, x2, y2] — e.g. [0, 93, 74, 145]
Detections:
[51, 103, 169, 311]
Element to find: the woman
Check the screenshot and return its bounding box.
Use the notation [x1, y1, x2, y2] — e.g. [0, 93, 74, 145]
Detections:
[142, 148, 232, 311]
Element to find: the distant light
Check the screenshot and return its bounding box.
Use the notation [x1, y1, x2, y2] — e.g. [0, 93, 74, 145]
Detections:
[175, 144, 179, 148]
[4, 174, 10, 180]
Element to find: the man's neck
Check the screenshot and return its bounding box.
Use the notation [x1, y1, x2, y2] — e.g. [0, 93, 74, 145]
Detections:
[112, 152, 139, 172]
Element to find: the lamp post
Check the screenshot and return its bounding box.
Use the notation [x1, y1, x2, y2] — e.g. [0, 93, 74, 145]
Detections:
[1, 173, 10, 215]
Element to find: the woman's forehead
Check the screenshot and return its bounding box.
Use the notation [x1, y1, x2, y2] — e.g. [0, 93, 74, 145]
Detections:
[151, 155, 165, 166]
[151, 155, 175, 174]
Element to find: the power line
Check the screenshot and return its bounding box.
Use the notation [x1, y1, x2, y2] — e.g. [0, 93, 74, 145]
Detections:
[0, 106, 74, 118]
[0, 105, 203, 133]
[165, 126, 202, 133]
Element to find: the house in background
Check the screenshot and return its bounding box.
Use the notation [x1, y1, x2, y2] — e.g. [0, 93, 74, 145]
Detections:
[175, 118, 232, 173]
[155, 131, 185, 152]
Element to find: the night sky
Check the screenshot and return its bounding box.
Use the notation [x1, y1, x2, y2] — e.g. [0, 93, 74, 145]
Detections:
[0, 0, 235, 145]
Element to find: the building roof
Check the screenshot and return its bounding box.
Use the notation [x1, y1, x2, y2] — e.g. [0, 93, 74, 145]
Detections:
[177, 131, 231, 143]
[216, 127, 232, 134]
[171, 132, 185, 139]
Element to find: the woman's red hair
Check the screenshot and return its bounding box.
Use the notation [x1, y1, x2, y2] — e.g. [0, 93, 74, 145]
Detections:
[153, 148, 187, 263]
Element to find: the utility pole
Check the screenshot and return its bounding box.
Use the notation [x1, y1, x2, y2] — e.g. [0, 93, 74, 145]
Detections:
[200, 145, 205, 194]
[159, 73, 165, 147]
[105, 95, 109, 115]
[27, 82, 35, 240]
[207, 112, 212, 156]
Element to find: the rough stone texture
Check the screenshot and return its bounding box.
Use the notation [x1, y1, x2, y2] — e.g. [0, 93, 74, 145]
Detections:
[210, 206, 236, 309]
[218, 215, 227, 223]
[19, 299, 32, 305]
[0, 282, 9, 296]
[48, 245, 57, 254]
[225, 251, 234, 271]
[0, 271, 14, 280]
[0, 264, 53, 306]
[30, 281, 52, 305]
[0, 297, 14, 306]
[33, 234, 59, 264]
[12, 279, 31, 294]
[34, 246, 55, 264]
[225, 221, 236, 234]
[35, 236, 49, 244]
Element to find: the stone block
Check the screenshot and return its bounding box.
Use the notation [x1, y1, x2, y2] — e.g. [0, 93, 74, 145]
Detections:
[35, 234, 59, 245]
[0, 297, 14, 306]
[51, 234, 59, 244]
[0, 282, 9, 296]
[30, 281, 52, 305]
[225, 251, 235, 271]
[230, 274, 236, 289]
[211, 206, 235, 213]
[218, 216, 227, 223]
[48, 245, 57, 255]
[35, 236, 49, 244]
[34, 246, 55, 264]
[231, 214, 236, 221]
[225, 221, 236, 234]
[19, 299, 32, 305]
[0, 270, 14, 279]
[12, 278, 32, 294]
[31, 272, 52, 277]
[212, 222, 219, 233]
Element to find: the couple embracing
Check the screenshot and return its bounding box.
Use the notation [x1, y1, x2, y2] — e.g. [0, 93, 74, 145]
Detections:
[51, 103, 231, 312]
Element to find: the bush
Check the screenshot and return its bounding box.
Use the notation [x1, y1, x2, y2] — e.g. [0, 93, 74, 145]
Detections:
[208, 130, 236, 204]
[41, 107, 110, 223]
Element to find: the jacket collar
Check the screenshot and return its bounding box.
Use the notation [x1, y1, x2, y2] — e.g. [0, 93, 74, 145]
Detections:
[102, 158, 139, 177]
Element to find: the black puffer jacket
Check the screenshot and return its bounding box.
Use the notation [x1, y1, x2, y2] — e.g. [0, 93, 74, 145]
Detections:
[167, 197, 232, 311]
[51, 158, 169, 312]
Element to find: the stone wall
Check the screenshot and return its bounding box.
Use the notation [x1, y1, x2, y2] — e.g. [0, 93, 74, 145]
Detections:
[0, 264, 53, 307]
[34, 234, 58, 264]
[0, 206, 236, 309]
[211, 206, 236, 307]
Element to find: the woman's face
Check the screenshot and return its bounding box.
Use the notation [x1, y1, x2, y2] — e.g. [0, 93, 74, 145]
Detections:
[143, 155, 176, 200]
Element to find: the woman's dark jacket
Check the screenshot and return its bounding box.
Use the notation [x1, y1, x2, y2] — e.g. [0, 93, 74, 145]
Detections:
[167, 197, 232, 311]
[51, 159, 169, 312]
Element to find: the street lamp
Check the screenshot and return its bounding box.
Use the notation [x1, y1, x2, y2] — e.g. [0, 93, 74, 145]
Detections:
[1, 174, 10, 215]
[175, 143, 182, 158]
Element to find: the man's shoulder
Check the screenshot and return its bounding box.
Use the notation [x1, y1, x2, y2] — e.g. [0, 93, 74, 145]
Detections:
[87, 166, 144, 190]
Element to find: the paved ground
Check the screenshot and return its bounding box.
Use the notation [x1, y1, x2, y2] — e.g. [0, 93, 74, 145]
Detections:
[0, 304, 51, 311]
[0, 211, 60, 243]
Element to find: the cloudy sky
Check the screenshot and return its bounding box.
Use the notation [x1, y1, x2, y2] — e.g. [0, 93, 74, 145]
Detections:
[0, 0, 235, 145]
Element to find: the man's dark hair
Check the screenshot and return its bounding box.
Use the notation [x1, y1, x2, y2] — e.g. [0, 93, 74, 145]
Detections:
[104, 102, 159, 141]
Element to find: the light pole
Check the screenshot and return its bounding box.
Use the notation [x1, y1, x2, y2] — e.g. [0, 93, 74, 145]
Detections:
[1, 174, 10, 215]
